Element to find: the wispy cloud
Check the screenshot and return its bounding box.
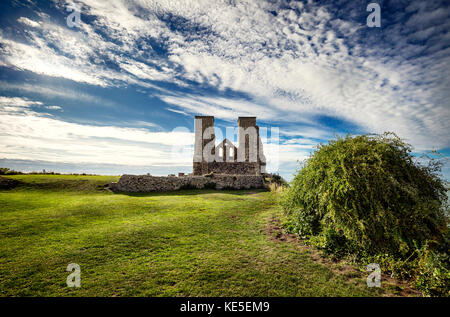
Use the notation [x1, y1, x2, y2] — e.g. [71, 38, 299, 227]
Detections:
[0, 96, 194, 166]
[0, 95, 308, 176]
[0, 0, 449, 177]
[17, 17, 41, 28]
[0, 82, 118, 108]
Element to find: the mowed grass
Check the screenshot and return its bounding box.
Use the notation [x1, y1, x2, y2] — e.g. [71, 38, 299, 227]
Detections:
[0, 175, 386, 296]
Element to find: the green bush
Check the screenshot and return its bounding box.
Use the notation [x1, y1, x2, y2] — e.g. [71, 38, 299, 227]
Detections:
[270, 173, 287, 186]
[265, 173, 288, 192]
[282, 133, 449, 296]
[415, 246, 449, 296]
[0, 167, 21, 175]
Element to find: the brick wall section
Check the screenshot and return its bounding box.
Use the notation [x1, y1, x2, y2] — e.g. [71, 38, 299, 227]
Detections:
[109, 174, 265, 192]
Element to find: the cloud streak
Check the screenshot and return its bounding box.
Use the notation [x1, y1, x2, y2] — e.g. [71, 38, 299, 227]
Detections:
[0, 0, 449, 177]
[0, 96, 194, 166]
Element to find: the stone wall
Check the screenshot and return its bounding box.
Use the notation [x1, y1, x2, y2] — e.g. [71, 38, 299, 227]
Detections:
[193, 162, 260, 176]
[109, 174, 265, 193]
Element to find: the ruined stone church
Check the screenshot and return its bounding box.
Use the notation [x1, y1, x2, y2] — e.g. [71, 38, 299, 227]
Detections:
[193, 116, 266, 176]
[110, 116, 268, 192]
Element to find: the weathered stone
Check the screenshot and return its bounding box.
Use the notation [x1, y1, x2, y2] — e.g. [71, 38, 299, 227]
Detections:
[193, 116, 266, 175]
[109, 116, 269, 193]
[109, 174, 264, 193]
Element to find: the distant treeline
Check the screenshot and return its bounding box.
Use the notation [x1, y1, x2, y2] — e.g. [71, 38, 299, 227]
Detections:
[0, 167, 98, 176]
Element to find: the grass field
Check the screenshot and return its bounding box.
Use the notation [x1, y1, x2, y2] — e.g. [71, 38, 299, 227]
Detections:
[0, 175, 410, 296]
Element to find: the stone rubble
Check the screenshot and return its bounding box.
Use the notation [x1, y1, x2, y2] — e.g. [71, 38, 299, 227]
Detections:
[109, 174, 265, 192]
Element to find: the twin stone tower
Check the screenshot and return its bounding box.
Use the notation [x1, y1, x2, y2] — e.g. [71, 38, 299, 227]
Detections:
[109, 116, 268, 192]
[193, 116, 266, 176]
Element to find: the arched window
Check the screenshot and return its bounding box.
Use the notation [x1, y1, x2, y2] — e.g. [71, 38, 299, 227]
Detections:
[219, 147, 223, 157]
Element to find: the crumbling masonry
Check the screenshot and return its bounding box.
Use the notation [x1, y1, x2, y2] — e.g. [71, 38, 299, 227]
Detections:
[109, 116, 268, 192]
[193, 116, 266, 176]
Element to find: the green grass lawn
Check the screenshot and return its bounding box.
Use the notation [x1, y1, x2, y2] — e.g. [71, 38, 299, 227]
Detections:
[0, 175, 397, 296]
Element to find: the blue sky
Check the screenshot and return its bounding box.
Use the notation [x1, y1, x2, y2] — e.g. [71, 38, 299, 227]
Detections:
[0, 0, 449, 181]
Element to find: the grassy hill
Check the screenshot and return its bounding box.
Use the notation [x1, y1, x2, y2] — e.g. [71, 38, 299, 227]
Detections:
[0, 175, 415, 296]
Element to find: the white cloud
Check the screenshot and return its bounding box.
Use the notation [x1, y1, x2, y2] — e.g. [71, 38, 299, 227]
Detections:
[44, 105, 62, 110]
[0, 97, 194, 166]
[17, 17, 41, 28]
[0, 96, 42, 108]
[1, 0, 449, 170]
[0, 36, 107, 86]
[0, 96, 303, 174]
[159, 94, 279, 121]
[0, 82, 118, 108]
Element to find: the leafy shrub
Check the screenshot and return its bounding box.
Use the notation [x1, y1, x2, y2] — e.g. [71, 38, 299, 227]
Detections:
[270, 173, 287, 185]
[0, 168, 21, 175]
[0, 176, 22, 189]
[416, 247, 449, 296]
[282, 133, 449, 296]
[265, 173, 288, 192]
